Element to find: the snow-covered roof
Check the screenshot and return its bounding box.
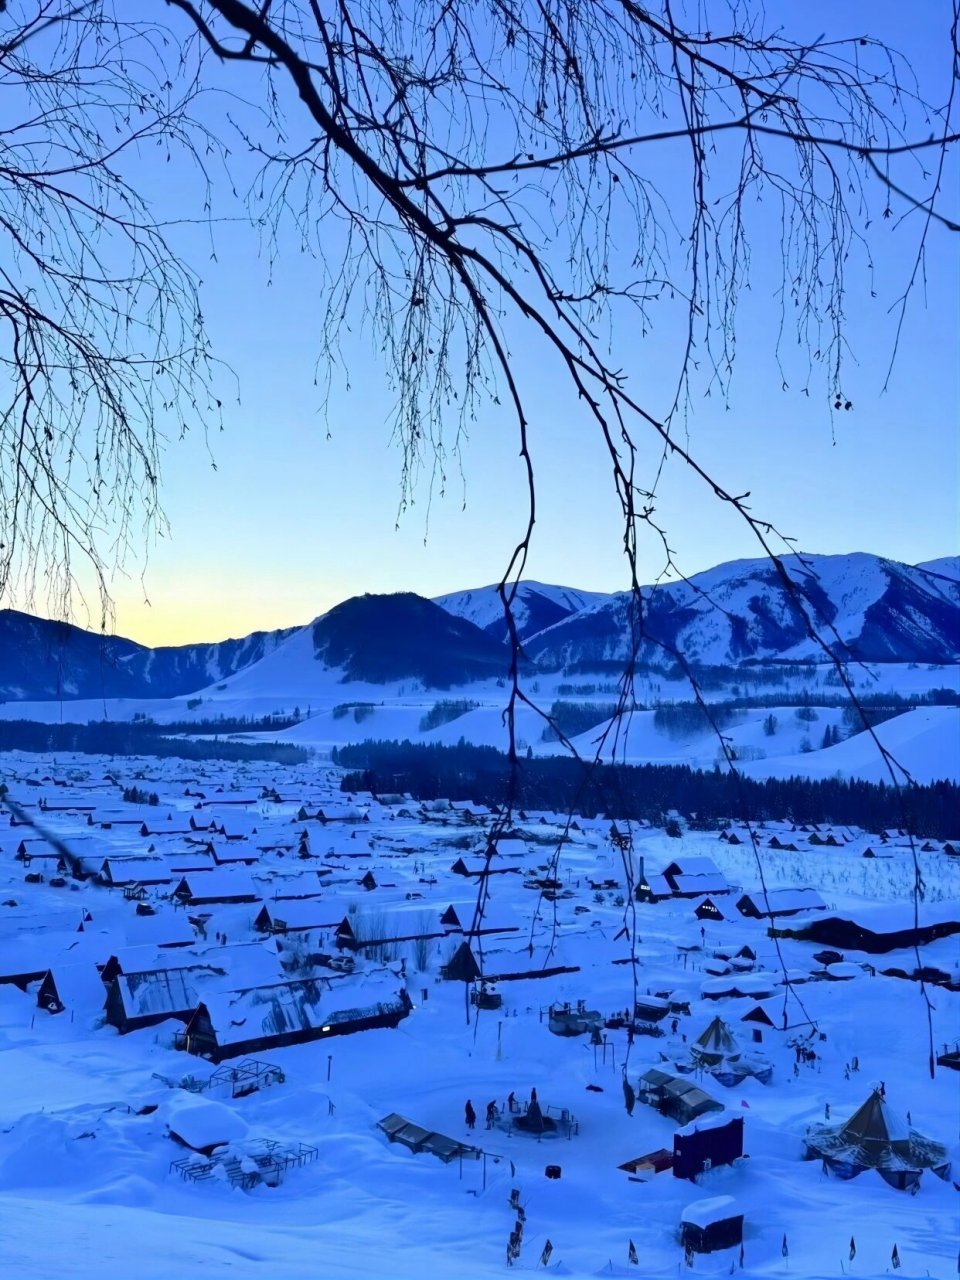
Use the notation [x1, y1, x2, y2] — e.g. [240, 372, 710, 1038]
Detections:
[116, 967, 205, 1017]
[675, 1109, 743, 1138]
[681, 1195, 741, 1228]
[739, 888, 826, 914]
[100, 857, 173, 884]
[662, 857, 722, 877]
[175, 869, 258, 901]
[163, 1092, 249, 1151]
[673, 873, 730, 895]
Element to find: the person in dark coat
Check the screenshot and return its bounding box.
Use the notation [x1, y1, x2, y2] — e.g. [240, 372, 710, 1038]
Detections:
[623, 1078, 636, 1116]
[486, 1100, 497, 1128]
[465, 1100, 476, 1129]
[507, 1091, 516, 1113]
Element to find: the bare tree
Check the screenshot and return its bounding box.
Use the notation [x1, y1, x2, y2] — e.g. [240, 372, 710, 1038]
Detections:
[1, 2, 956, 1060]
[4, 0, 955, 643]
[0, 6, 223, 621]
[155, 0, 957, 730]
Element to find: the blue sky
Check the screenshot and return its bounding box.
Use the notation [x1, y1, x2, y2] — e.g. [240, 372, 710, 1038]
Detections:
[68, 1, 960, 645]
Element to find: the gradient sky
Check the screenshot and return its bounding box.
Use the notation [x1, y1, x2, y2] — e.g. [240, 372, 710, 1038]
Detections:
[54, 1, 960, 645]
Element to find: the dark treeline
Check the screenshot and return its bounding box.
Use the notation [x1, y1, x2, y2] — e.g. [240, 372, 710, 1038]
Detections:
[560, 659, 823, 687]
[130, 713, 301, 734]
[652, 688, 959, 711]
[0, 720, 309, 764]
[333, 739, 958, 839]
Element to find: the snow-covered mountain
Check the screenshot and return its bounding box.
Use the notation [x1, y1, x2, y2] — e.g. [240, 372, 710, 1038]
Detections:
[309, 593, 507, 687]
[2, 552, 957, 703]
[0, 609, 298, 702]
[434, 581, 611, 642]
[523, 553, 960, 669]
[917, 556, 959, 582]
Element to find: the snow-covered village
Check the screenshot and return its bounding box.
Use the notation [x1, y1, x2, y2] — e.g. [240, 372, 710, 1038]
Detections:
[1, 550, 959, 1279]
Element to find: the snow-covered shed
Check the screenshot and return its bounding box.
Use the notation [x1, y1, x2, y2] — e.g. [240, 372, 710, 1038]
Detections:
[680, 1196, 743, 1253]
[164, 1093, 250, 1156]
[771, 901, 960, 954]
[736, 888, 826, 919]
[637, 1070, 723, 1125]
[673, 1111, 744, 1181]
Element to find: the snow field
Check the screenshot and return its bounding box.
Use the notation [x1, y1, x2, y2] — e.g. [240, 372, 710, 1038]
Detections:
[0, 751, 956, 1278]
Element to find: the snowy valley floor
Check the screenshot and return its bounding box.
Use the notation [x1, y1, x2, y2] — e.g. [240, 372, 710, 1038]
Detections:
[0, 752, 957, 1279]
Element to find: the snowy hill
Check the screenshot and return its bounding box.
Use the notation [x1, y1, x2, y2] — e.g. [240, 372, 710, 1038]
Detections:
[310, 593, 509, 687]
[0, 609, 298, 702]
[916, 556, 959, 582]
[525, 553, 960, 670]
[2, 552, 957, 704]
[435, 581, 611, 642]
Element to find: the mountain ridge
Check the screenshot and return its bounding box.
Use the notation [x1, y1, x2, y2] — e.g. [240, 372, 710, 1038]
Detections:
[1, 551, 956, 702]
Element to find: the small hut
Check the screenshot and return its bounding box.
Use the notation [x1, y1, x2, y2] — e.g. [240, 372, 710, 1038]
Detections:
[673, 1112, 744, 1181]
[680, 1196, 743, 1254]
[441, 941, 481, 982]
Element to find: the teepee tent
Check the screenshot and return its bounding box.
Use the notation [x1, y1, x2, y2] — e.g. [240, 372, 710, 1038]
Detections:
[803, 1090, 950, 1189]
[691, 1017, 739, 1067]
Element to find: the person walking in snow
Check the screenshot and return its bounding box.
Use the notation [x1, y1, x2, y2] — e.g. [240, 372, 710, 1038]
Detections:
[623, 1078, 636, 1116]
[507, 1091, 516, 1113]
[465, 1100, 476, 1130]
[486, 1100, 497, 1128]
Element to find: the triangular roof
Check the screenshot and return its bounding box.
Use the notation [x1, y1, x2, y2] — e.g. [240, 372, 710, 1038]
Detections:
[524, 1099, 546, 1132]
[838, 1092, 912, 1162]
[444, 941, 481, 982]
[694, 1016, 739, 1058]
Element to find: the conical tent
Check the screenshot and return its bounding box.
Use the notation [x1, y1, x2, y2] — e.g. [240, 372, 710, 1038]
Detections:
[803, 1090, 950, 1188]
[836, 1092, 913, 1164]
[692, 1017, 739, 1065]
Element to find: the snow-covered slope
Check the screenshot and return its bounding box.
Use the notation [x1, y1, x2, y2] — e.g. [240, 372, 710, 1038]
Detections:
[434, 581, 611, 642]
[525, 553, 960, 669]
[0, 609, 299, 702]
[183, 593, 509, 704]
[3, 552, 956, 704]
[740, 706, 960, 786]
[917, 556, 959, 582]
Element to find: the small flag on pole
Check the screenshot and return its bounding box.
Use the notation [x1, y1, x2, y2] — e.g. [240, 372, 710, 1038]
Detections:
[891, 1244, 901, 1270]
[628, 1240, 639, 1265]
[782, 1234, 789, 1258]
[539, 1240, 553, 1268]
[849, 1237, 856, 1262]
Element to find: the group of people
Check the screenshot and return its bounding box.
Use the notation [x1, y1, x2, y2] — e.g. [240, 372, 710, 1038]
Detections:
[465, 1088, 536, 1130]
